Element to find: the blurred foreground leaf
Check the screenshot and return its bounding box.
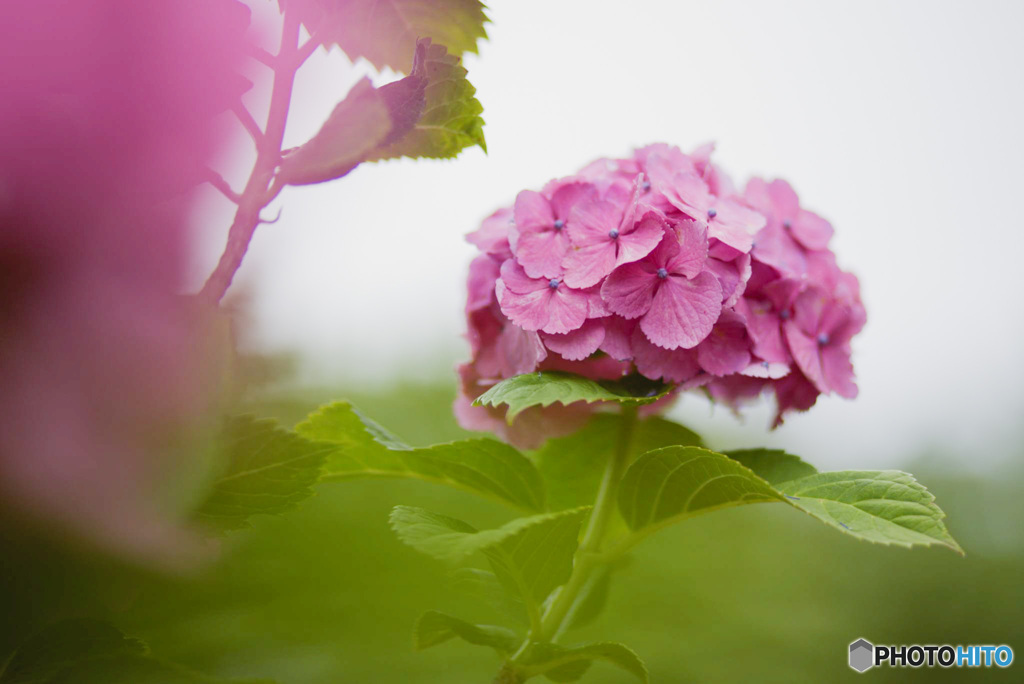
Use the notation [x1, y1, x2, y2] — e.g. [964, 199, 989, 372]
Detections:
[195, 416, 332, 531]
[298, 401, 545, 511]
[365, 40, 486, 161]
[284, 0, 489, 72]
[475, 372, 670, 421]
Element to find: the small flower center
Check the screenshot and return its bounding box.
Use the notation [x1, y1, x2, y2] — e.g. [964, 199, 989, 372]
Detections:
[553, 219, 564, 230]
[608, 228, 619, 239]
[817, 333, 830, 345]
[640, 180, 652, 192]
[783, 220, 792, 230]
[779, 309, 791, 320]
[548, 278, 561, 290]
[761, 361, 770, 369]
[707, 208, 718, 219]
[656, 268, 669, 279]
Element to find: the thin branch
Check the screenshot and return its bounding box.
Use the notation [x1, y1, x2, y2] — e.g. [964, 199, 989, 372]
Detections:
[232, 102, 264, 147]
[246, 43, 277, 68]
[201, 10, 302, 304]
[203, 168, 242, 204]
[295, 29, 325, 68]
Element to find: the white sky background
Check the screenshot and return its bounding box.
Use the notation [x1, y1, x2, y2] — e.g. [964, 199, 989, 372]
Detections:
[191, 0, 1024, 471]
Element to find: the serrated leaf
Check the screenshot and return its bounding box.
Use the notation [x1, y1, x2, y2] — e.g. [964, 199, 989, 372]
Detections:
[617, 446, 784, 535]
[0, 619, 146, 684]
[390, 507, 588, 615]
[725, 448, 817, 485]
[284, 0, 489, 72]
[297, 401, 545, 511]
[195, 416, 332, 531]
[365, 40, 485, 161]
[520, 642, 648, 683]
[535, 414, 703, 511]
[777, 471, 964, 554]
[476, 372, 671, 422]
[618, 447, 963, 555]
[413, 611, 519, 655]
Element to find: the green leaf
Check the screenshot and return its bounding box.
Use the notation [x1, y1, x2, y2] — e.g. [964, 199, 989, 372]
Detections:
[46, 655, 274, 684]
[297, 401, 545, 512]
[365, 40, 486, 161]
[777, 471, 964, 554]
[277, 77, 393, 185]
[475, 372, 671, 422]
[413, 611, 518, 655]
[725, 448, 817, 485]
[390, 507, 588, 616]
[617, 446, 784, 536]
[562, 564, 613, 632]
[519, 642, 648, 683]
[451, 568, 527, 626]
[285, 0, 489, 72]
[618, 447, 963, 555]
[535, 414, 702, 511]
[0, 619, 145, 684]
[195, 416, 332, 531]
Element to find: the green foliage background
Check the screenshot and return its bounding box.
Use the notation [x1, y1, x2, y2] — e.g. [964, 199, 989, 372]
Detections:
[2, 382, 1021, 682]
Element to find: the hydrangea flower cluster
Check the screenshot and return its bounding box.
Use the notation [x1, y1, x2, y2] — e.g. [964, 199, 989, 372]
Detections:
[457, 144, 865, 447]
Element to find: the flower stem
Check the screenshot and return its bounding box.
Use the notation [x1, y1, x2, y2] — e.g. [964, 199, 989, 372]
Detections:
[501, 405, 637, 680]
[199, 9, 302, 305]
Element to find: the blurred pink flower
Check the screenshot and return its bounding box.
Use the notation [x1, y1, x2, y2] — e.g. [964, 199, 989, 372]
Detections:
[0, 0, 249, 567]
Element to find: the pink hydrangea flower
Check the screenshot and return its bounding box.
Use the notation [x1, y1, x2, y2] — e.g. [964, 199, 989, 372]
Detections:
[457, 144, 865, 443]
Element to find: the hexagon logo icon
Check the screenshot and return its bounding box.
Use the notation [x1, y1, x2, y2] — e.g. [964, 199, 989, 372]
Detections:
[849, 638, 874, 672]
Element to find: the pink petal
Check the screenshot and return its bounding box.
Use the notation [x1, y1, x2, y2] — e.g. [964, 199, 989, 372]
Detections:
[562, 240, 616, 289]
[783, 321, 828, 394]
[549, 181, 597, 219]
[822, 344, 858, 398]
[543, 287, 590, 334]
[615, 211, 665, 267]
[772, 371, 820, 428]
[668, 172, 713, 217]
[542, 319, 605, 361]
[735, 297, 790, 364]
[584, 285, 611, 318]
[499, 286, 552, 332]
[767, 179, 800, 220]
[696, 311, 752, 376]
[515, 228, 570, 279]
[792, 209, 834, 251]
[640, 271, 723, 349]
[499, 259, 547, 295]
[665, 218, 708, 279]
[467, 208, 513, 259]
[706, 198, 764, 253]
[599, 316, 635, 360]
[705, 254, 751, 309]
[632, 327, 700, 382]
[466, 256, 499, 312]
[513, 190, 555, 232]
[601, 262, 658, 319]
[752, 222, 807, 278]
[499, 325, 547, 376]
[567, 199, 619, 246]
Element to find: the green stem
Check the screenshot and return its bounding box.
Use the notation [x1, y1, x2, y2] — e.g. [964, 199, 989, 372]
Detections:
[502, 405, 637, 680]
